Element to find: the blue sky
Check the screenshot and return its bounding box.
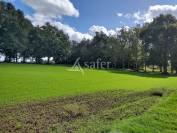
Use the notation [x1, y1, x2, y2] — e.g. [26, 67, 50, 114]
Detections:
[10, 0, 177, 41]
[64, 0, 157, 32]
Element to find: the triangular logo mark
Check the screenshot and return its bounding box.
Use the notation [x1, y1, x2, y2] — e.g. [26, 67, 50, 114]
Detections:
[67, 57, 84, 75]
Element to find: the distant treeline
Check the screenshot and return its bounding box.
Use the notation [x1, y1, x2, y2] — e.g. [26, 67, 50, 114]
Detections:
[0, 1, 177, 74]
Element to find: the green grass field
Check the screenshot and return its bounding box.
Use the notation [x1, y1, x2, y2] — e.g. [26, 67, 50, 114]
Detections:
[0, 63, 177, 105]
[0, 63, 177, 133]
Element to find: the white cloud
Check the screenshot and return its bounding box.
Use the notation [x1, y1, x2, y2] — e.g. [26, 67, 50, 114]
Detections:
[124, 13, 132, 19]
[24, 0, 79, 18]
[26, 14, 92, 42]
[89, 25, 131, 36]
[52, 22, 93, 42]
[143, 5, 177, 22]
[25, 14, 51, 26]
[133, 12, 144, 21]
[123, 26, 130, 31]
[117, 5, 177, 24]
[24, 0, 133, 42]
[117, 13, 123, 17]
[24, 0, 93, 42]
[89, 25, 117, 36]
[116, 27, 122, 32]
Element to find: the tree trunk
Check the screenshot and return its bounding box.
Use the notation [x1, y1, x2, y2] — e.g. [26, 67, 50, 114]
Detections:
[162, 54, 168, 74]
[23, 57, 26, 63]
[160, 66, 162, 73]
[163, 65, 168, 75]
[122, 59, 125, 69]
[135, 61, 138, 71]
[35, 57, 39, 64]
[152, 65, 155, 72]
[113, 62, 116, 68]
[144, 63, 147, 72]
[15, 55, 18, 63]
[171, 66, 174, 74]
[4, 56, 8, 62]
[47, 57, 50, 64]
[5, 56, 12, 63]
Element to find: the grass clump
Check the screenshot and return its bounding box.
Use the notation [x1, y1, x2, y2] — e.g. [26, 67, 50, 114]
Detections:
[62, 103, 89, 118]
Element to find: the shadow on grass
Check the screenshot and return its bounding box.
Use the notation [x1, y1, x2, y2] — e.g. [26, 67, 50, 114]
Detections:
[108, 69, 177, 78]
[1, 63, 177, 78]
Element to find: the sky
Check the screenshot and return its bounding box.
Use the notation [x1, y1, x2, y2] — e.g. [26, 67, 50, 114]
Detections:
[7, 0, 177, 41]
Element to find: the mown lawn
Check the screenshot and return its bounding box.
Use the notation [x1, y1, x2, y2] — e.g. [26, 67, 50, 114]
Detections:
[0, 63, 177, 133]
[0, 63, 177, 105]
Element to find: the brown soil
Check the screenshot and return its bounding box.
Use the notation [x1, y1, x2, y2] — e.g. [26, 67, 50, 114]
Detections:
[0, 89, 169, 133]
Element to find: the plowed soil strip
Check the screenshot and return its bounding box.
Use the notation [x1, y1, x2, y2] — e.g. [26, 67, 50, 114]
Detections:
[0, 89, 169, 133]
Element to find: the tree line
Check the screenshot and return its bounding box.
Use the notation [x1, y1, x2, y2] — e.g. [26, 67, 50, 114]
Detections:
[0, 1, 177, 74]
[0, 2, 70, 64]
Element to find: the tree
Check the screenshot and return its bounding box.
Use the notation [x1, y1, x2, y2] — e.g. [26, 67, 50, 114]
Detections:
[168, 23, 177, 74]
[41, 23, 60, 64]
[129, 28, 143, 71]
[89, 32, 108, 62]
[140, 14, 177, 74]
[105, 36, 119, 68]
[53, 28, 71, 64]
[0, 1, 32, 63]
[28, 26, 44, 64]
[1, 1, 177, 74]
[117, 28, 129, 69]
[0, 2, 18, 62]
[18, 10, 33, 63]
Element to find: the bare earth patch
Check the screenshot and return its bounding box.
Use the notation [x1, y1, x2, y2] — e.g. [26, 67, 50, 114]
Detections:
[0, 89, 170, 133]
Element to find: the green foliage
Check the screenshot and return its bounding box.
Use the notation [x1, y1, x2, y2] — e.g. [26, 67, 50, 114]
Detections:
[0, 1, 70, 64]
[140, 14, 177, 74]
[71, 30, 143, 70]
[0, 2, 32, 62]
[1, 1, 177, 74]
[28, 26, 44, 63]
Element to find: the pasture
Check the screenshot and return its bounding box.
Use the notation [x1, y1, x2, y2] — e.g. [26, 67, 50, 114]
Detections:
[0, 63, 177, 105]
[0, 63, 177, 133]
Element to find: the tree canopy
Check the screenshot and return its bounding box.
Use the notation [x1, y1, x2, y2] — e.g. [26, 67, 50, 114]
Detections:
[1, 1, 177, 74]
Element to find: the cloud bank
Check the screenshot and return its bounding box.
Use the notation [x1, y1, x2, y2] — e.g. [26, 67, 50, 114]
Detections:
[24, 0, 92, 42]
[117, 5, 177, 23]
[89, 25, 117, 36]
[24, 0, 79, 18]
